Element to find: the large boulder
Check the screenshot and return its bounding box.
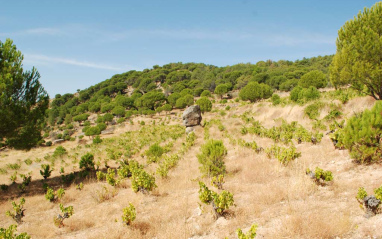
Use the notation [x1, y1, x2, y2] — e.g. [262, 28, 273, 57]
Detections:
[182, 105, 202, 127]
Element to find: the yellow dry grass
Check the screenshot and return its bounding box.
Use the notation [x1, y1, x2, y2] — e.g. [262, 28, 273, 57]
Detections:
[1, 94, 382, 238]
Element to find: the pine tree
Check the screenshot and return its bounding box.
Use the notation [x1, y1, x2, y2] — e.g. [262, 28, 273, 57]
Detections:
[0, 39, 49, 149]
[330, 2, 382, 99]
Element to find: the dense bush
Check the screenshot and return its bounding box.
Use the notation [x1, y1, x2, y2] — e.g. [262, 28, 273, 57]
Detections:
[271, 94, 281, 105]
[146, 143, 164, 162]
[196, 97, 212, 113]
[131, 167, 157, 193]
[53, 146, 67, 158]
[299, 70, 327, 89]
[72, 113, 89, 122]
[93, 135, 103, 144]
[239, 82, 272, 103]
[200, 90, 212, 97]
[306, 167, 333, 184]
[337, 101, 382, 163]
[291, 86, 320, 103]
[304, 102, 324, 119]
[79, 153, 95, 170]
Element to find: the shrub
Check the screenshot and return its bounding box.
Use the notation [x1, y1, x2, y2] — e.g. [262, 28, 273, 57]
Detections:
[146, 143, 164, 163]
[79, 153, 95, 171]
[200, 90, 212, 97]
[61, 173, 75, 185]
[54, 204, 74, 227]
[211, 174, 224, 189]
[290, 86, 302, 102]
[304, 102, 324, 119]
[196, 97, 212, 113]
[271, 94, 281, 105]
[131, 168, 157, 193]
[0, 225, 30, 239]
[24, 158, 32, 165]
[356, 186, 382, 217]
[265, 144, 301, 165]
[298, 86, 320, 102]
[299, 70, 327, 89]
[214, 84, 228, 99]
[40, 164, 52, 179]
[198, 182, 234, 218]
[53, 146, 67, 158]
[122, 203, 136, 225]
[93, 135, 103, 144]
[76, 183, 84, 191]
[45, 187, 65, 202]
[239, 82, 272, 103]
[337, 101, 382, 163]
[6, 198, 25, 224]
[197, 140, 227, 177]
[105, 168, 118, 186]
[85, 126, 101, 138]
[306, 167, 333, 185]
[175, 94, 194, 109]
[45, 141, 52, 146]
[73, 113, 89, 122]
[97, 122, 107, 131]
[236, 224, 258, 239]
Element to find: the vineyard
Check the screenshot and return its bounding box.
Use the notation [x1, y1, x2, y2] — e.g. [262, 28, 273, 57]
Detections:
[0, 88, 382, 238]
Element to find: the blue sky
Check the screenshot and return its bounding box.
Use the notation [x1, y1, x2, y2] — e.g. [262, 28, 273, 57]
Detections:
[0, 0, 379, 96]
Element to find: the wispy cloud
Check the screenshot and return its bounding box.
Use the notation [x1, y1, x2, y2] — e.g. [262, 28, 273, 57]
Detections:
[0, 27, 65, 37]
[24, 54, 124, 71]
[1, 24, 335, 47]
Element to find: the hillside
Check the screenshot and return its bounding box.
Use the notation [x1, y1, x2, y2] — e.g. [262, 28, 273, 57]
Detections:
[1, 88, 382, 238]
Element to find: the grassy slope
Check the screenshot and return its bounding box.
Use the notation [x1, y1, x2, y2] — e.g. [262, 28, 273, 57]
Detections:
[0, 93, 381, 239]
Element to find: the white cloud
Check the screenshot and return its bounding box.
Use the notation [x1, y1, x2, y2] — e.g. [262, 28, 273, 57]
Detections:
[0, 24, 335, 47]
[24, 54, 124, 71]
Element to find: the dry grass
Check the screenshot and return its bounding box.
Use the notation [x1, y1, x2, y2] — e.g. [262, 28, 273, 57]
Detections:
[0, 95, 382, 238]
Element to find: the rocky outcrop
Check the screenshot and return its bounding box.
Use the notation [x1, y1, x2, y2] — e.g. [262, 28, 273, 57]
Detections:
[182, 105, 202, 127]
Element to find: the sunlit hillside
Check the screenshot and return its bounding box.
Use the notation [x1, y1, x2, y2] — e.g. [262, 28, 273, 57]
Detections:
[1, 88, 381, 239]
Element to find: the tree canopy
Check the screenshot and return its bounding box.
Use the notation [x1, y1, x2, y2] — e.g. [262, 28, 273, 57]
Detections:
[239, 82, 272, 103]
[330, 2, 382, 99]
[0, 39, 49, 149]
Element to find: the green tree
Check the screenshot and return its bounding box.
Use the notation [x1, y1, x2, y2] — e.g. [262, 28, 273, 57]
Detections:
[196, 97, 212, 113]
[112, 105, 125, 117]
[167, 92, 181, 107]
[214, 84, 228, 99]
[299, 70, 327, 89]
[85, 126, 101, 139]
[329, 2, 382, 99]
[200, 90, 212, 97]
[0, 39, 49, 149]
[134, 91, 165, 110]
[175, 94, 194, 109]
[239, 82, 272, 103]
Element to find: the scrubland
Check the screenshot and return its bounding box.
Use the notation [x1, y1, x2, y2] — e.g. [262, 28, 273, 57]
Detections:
[1, 92, 381, 239]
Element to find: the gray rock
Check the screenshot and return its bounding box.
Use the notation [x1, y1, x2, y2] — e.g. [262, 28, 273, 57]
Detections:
[101, 128, 115, 135]
[182, 105, 202, 127]
[53, 139, 65, 144]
